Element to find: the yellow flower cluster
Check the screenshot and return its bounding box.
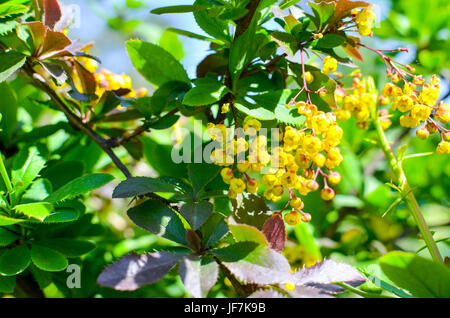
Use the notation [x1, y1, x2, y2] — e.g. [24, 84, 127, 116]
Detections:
[354, 5, 376, 36]
[334, 78, 386, 130]
[94, 69, 148, 100]
[381, 75, 449, 154]
[208, 108, 345, 226]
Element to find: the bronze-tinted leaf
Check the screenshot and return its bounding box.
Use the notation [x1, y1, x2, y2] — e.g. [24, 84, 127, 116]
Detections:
[97, 252, 182, 291]
[262, 214, 286, 252]
[43, 0, 62, 29]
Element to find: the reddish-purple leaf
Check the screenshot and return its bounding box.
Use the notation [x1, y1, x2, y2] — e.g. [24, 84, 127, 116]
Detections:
[97, 252, 182, 291]
[291, 259, 367, 294]
[43, 0, 62, 29]
[38, 29, 71, 59]
[179, 256, 218, 298]
[262, 214, 286, 252]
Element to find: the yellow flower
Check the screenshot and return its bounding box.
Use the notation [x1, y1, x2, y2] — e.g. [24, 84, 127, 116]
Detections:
[322, 56, 338, 75]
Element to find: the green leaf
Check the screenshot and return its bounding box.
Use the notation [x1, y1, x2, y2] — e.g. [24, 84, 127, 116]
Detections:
[0, 4, 28, 18]
[180, 201, 213, 230]
[30, 243, 68, 272]
[42, 208, 80, 223]
[126, 40, 190, 87]
[0, 51, 26, 83]
[0, 214, 26, 226]
[0, 275, 15, 293]
[166, 28, 222, 44]
[193, 0, 230, 42]
[379, 251, 450, 298]
[159, 30, 184, 61]
[271, 31, 299, 57]
[0, 82, 17, 145]
[34, 239, 95, 257]
[309, 1, 335, 27]
[142, 137, 188, 178]
[228, 220, 269, 246]
[151, 5, 209, 15]
[199, 214, 229, 247]
[15, 202, 54, 221]
[0, 244, 31, 276]
[0, 227, 18, 247]
[187, 163, 221, 198]
[12, 147, 46, 195]
[229, 12, 260, 85]
[112, 177, 180, 198]
[45, 173, 114, 203]
[182, 80, 229, 106]
[127, 199, 188, 246]
[313, 33, 346, 49]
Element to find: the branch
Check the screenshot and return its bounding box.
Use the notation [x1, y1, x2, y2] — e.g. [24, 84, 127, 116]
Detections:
[23, 63, 173, 207]
[105, 108, 179, 148]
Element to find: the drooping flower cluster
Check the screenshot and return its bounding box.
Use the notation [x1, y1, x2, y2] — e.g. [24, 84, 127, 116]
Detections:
[208, 107, 345, 225]
[381, 74, 449, 154]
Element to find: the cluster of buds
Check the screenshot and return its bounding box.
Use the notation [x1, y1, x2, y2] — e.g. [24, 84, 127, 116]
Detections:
[208, 102, 345, 226]
[94, 69, 148, 101]
[334, 77, 389, 130]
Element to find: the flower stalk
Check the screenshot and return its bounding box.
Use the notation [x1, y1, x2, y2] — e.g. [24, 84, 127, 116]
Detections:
[368, 78, 443, 263]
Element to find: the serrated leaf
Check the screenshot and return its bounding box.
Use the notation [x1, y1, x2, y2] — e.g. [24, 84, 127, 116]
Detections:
[0, 50, 26, 83]
[180, 201, 213, 230]
[179, 255, 218, 298]
[22, 178, 52, 203]
[127, 199, 188, 246]
[97, 251, 182, 291]
[15, 202, 54, 221]
[0, 228, 18, 247]
[12, 147, 46, 195]
[262, 214, 286, 252]
[291, 259, 366, 294]
[126, 40, 190, 87]
[0, 4, 28, 18]
[45, 173, 114, 203]
[112, 177, 179, 198]
[0, 244, 31, 276]
[379, 252, 450, 298]
[213, 242, 292, 285]
[231, 193, 272, 230]
[228, 217, 269, 246]
[42, 208, 80, 223]
[30, 243, 68, 272]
